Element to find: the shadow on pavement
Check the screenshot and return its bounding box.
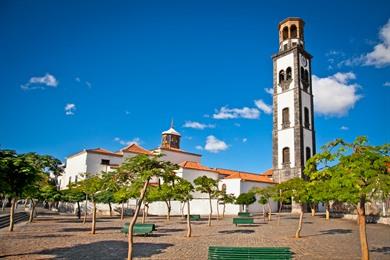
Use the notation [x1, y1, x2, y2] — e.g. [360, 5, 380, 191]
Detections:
[219, 229, 255, 234]
[2, 240, 174, 259]
[61, 226, 121, 232]
[370, 246, 390, 255]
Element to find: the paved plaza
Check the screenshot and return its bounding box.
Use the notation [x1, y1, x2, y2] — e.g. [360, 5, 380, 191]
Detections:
[0, 212, 389, 259]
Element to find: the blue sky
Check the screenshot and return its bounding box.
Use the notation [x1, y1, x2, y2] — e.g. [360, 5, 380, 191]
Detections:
[0, 0, 389, 173]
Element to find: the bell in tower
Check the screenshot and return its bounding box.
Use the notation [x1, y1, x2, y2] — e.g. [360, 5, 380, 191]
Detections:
[161, 120, 181, 149]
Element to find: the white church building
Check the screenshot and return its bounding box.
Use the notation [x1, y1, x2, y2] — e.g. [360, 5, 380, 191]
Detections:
[59, 17, 317, 215]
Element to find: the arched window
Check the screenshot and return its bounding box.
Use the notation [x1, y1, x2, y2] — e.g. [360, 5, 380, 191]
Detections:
[301, 67, 305, 80]
[286, 67, 292, 80]
[304, 107, 310, 128]
[282, 26, 289, 40]
[282, 147, 290, 165]
[304, 70, 309, 82]
[290, 25, 297, 38]
[282, 107, 290, 128]
[306, 147, 311, 161]
[279, 70, 285, 83]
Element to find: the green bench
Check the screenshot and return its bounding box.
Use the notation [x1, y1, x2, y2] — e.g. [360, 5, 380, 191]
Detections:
[189, 214, 201, 221]
[121, 223, 156, 236]
[238, 212, 251, 217]
[208, 246, 292, 260]
[233, 217, 254, 226]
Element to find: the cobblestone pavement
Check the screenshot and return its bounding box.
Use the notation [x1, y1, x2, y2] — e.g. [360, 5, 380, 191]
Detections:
[0, 212, 389, 259]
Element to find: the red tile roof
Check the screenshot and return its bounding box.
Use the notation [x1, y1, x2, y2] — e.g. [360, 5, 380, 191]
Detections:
[178, 161, 218, 173]
[261, 169, 273, 176]
[121, 144, 153, 155]
[86, 148, 123, 157]
[224, 171, 275, 184]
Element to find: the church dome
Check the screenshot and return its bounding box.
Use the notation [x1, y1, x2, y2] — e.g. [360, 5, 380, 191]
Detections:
[162, 127, 181, 136]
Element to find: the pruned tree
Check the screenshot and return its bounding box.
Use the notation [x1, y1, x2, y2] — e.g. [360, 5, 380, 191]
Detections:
[74, 174, 104, 234]
[194, 175, 218, 226]
[61, 187, 85, 219]
[217, 190, 235, 219]
[315, 137, 389, 260]
[175, 179, 195, 237]
[277, 177, 311, 238]
[251, 186, 274, 221]
[235, 192, 256, 212]
[114, 154, 173, 260]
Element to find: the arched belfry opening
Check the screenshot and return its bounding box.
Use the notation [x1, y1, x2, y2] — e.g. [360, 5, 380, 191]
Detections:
[290, 25, 297, 38]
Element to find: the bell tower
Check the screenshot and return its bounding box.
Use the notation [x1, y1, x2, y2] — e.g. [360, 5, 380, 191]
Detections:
[161, 120, 181, 149]
[272, 17, 316, 183]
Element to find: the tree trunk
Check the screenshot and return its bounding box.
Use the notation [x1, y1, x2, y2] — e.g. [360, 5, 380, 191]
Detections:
[186, 200, 192, 237]
[128, 180, 149, 260]
[91, 200, 96, 234]
[222, 203, 225, 219]
[311, 207, 315, 217]
[357, 198, 369, 260]
[24, 199, 28, 209]
[165, 201, 171, 221]
[83, 196, 88, 224]
[295, 204, 304, 239]
[262, 205, 266, 222]
[121, 202, 124, 220]
[382, 201, 387, 217]
[145, 204, 149, 217]
[268, 202, 272, 221]
[29, 199, 36, 223]
[76, 201, 81, 219]
[108, 202, 112, 217]
[325, 202, 330, 220]
[142, 203, 146, 224]
[216, 199, 220, 220]
[2, 196, 8, 212]
[208, 194, 212, 227]
[180, 202, 185, 219]
[9, 198, 16, 232]
[277, 202, 283, 225]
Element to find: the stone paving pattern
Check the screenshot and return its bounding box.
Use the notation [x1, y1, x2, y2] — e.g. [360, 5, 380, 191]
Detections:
[0, 212, 389, 259]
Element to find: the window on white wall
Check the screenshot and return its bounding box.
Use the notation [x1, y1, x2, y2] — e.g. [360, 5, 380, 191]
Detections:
[282, 147, 290, 167]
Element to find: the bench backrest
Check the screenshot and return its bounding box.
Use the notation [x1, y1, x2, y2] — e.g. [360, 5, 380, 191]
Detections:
[209, 246, 292, 260]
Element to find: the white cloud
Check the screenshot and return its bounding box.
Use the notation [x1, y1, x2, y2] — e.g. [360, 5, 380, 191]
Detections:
[204, 135, 228, 153]
[195, 145, 203, 150]
[213, 106, 259, 119]
[21, 73, 58, 90]
[383, 81, 390, 87]
[114, 137, 141, 146]
[234, 123, 241, 127]
[312, 72, 362, 117]
[365, 19, 390, 67]
[340, 126, 349, 131]
[338, 20, 390, 68]
[65, 103, 76, 116]
[85, 81, 92, 88]
[242, 138, 248, 143]
[264, 88, 273, 95]
[254, 99, 272, 114]
[183, 121, 215, 130]
[75, 77, 81, 82]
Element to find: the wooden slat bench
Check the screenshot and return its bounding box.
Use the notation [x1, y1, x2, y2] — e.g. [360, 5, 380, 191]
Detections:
[208, 246, 292, 260]
[233, 217, 254, 226]
[238, 212, 251, 217]
[121, 223, 156, 236]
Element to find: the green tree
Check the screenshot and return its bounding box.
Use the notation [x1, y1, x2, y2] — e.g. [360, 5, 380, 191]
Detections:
[235, 192, 256, 212]
[217, 190, 235, 219]
[315, 137, 389, 260]
[113, 186, 137, 220]
[61, 187, 85, 219]
[251, 186, 274, 221]
[114, 155, 169, 260]
[175, 179, 195, 237]
[278, 177, 311, 238]
[74, 174, 105, 234]
[0, 150, 41, 231]
[194, 175, 218, 226]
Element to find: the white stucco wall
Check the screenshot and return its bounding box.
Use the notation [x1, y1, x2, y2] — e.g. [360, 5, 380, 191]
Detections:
[157, 149, 201, 164]
[60, 152, 88, 189]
